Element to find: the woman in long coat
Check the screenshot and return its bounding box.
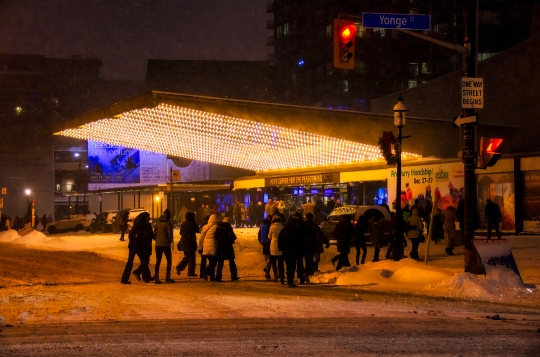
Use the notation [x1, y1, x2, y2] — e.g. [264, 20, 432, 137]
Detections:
[176, 211, 199, 277]
[215, 217, 238, 282]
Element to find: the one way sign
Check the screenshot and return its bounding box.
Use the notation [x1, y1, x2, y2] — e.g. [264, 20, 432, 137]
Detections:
[453, 113, 477, 128]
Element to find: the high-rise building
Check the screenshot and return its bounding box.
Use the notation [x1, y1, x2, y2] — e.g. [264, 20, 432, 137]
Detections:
[267, 0, 536, 111]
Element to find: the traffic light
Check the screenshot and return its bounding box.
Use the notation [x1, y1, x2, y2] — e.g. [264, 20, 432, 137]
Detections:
[479, 136, 503, 168]
[333, 19, 356, 70]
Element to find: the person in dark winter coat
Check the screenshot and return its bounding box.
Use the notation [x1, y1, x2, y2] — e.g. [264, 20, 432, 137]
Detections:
[278, 213, 308, 287]
[326, 197, 336, 215]
[215, 217, 239, 282]
[331, 214, 354, 270]
[176, 211, 199, 277]
[314, 199, 326, 223]
[119, 210, 129, 241]
[307, 213, 329, 272]
[304, 213, 320, 276]
[41, 214, 48, 233]
[258, 218, 272, 278]
[369, 216, 384, 262]
[354, 215, 368, 265]
[121, 212, 153, 284]
[485, 199, 502, 239]
[153, 209, 174, 284]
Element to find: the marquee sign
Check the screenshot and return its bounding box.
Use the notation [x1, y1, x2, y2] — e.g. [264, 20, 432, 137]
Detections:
[265, 173, 340, 187]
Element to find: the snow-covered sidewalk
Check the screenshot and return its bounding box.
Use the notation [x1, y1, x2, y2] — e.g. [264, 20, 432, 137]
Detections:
[0, 227, 538, 306]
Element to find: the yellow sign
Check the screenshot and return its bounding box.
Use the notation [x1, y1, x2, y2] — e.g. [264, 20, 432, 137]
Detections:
[172, 170, 180, 182]
[1, 187, 6, 194]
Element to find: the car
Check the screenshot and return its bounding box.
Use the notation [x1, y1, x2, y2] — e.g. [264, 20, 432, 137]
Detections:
[47, 213, 96, 234]
[111, 208, 151, 233]
[320, 205, 391, 243]
[89, 210, 118, 233]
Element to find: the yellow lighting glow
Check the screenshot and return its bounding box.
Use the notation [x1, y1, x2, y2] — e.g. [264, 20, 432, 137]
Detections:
[57, 104, 419, 171]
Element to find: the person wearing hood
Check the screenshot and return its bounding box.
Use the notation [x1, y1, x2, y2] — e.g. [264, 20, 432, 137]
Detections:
[215, 217, 239, 282]
[153, 209, 174, 284]
[121, 212, 153, 284]
[268, 216, 285, 284]
[407, 208, 424, 259]
[198, 214, 219, 281]
[176, 211, 199, 277]
[331, 214, 354, 270]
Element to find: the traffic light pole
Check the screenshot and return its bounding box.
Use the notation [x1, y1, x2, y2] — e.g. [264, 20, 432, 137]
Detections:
[462, 0, 482, 273]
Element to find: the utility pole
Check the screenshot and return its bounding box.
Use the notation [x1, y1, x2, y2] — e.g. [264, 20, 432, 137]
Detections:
[462, 0, 482, 273]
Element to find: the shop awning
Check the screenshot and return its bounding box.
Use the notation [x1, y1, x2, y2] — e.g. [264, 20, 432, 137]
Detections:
[54, 91, 419, 172]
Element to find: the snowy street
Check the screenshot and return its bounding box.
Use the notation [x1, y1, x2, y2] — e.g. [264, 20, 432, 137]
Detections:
[0, 228, 539, 355]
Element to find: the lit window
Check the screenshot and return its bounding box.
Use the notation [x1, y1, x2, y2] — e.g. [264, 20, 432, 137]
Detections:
[277, 25, 283, 38]
[15, 106, 22, 115]
[355, 22, 365, 38]
[326, 24, 332, 38]
[342, 80, 348, 93]
[284, 23, 289, 36]
[421, 63, 430, 74]
[408, 80, 417, 88]
[380, 29, 386, 38]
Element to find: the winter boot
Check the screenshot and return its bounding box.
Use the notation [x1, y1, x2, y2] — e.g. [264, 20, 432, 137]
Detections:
[165, 273, 175, 283]
[154, 273, 163, 284]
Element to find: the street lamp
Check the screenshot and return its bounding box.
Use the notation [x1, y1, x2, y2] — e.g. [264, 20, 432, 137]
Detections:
[392, 95, 407, 261]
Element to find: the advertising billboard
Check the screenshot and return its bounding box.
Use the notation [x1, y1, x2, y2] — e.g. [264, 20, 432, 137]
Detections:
[87, 141, 210, 190]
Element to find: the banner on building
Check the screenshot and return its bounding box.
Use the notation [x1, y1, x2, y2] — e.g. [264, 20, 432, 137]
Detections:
[477, 172, 515, 231]
[522, 170, 540, 232]
[387, 162, 464, 212]
[87, 140, 210, 190]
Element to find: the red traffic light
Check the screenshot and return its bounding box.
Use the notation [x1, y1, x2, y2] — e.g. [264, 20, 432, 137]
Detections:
[480, 137, 503, 168]
[339, 24, 357, 42]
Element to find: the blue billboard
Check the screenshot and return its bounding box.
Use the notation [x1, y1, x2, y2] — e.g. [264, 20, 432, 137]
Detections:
[87, 142, 141, 183]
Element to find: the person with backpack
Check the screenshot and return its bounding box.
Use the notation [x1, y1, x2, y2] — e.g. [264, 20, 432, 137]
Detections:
[121, 212, 153, 284]
[307, 213, 329, 272]
[153, 209, 175, 284]
[279, 213, 308, 287]
[258, 218, 272, 279]
[215, 217, 239, 282]
[176, 211, 199, 277]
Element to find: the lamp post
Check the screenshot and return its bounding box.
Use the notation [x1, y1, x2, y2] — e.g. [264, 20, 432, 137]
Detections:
[392, 96, 407, 261]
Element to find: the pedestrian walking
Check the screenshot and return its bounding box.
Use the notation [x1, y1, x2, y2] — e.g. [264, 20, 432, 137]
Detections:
[119, 210, 129, 241]
[215, 217, 239, 282]
[153, 209, 175, 284]
[444, 206, 458, 255]
[176, 211, 199, 277]
[265, 199, 276, 221]
[121, 212, 153, 284]
[407, 208, 424, 259]
[279, 213, 308, 287]
[198, 214, 219, 281]
[306, 213, 329, 272]
[303, 199, 315, 217]
[485, 199, 502, 239]
[258, 218, 271, 278]
[369, 216, 385, 262]
[353, 215, 367, 265]
[268, 216, 285, 284]
[41, 214, 48, 233]
[331, 214, 354, 270]
[326, 197, 336, 215]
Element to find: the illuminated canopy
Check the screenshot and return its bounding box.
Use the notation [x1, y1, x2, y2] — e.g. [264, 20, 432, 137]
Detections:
[55, 92, 420, 172]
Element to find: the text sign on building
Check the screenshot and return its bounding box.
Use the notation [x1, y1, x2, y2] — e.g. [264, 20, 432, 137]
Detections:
[265, 173, 340, 187]
[461, 77, 484, 108]
[362, 12, 431, 30]
[171, 169, 180, 182]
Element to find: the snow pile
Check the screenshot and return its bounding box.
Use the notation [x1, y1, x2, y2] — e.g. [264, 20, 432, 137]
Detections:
[312, 258, 538, 304]
[427, 265, 537, 303]
[0, 229, 22, 243]
[312, 259, 458, 288]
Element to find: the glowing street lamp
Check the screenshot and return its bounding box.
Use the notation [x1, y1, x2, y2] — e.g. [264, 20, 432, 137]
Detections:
[392, 95, 408, 261]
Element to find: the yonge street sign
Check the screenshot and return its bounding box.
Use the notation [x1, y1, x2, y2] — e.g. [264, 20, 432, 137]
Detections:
[362, 13, 431, 30]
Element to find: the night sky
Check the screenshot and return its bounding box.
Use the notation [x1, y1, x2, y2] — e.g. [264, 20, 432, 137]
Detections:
[0, 0, 272, 80]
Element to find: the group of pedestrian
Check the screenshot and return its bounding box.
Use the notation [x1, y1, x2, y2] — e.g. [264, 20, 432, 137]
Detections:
[0, 213, 53, 232]
[258, 211, 329, 287]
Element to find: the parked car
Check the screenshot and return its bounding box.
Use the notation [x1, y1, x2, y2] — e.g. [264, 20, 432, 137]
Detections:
[321, 205, 391, 243]
[47, 213, 96, 234]
[111, 208, 151, 233]
[89, 210, 118, 233]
